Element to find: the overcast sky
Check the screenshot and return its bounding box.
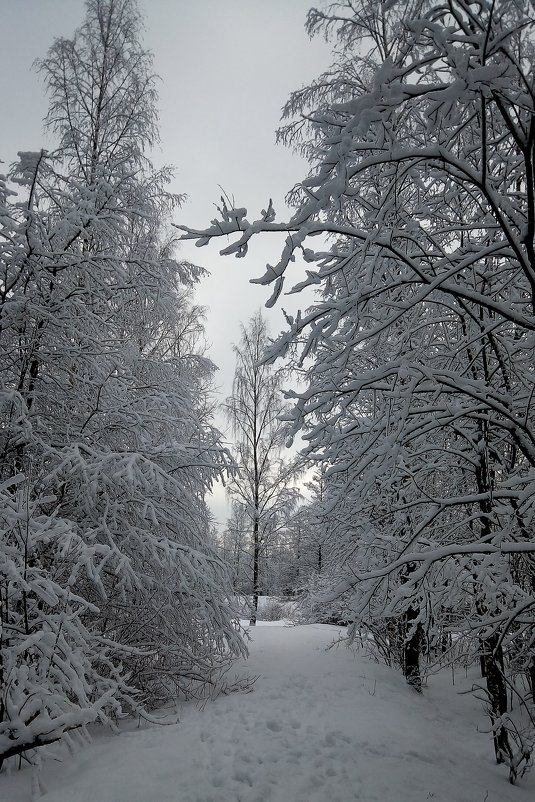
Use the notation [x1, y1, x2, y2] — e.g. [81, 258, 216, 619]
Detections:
[1, 0, 332, 525]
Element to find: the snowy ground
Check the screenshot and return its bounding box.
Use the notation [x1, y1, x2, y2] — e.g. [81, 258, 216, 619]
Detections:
[3, 622, 534, 802]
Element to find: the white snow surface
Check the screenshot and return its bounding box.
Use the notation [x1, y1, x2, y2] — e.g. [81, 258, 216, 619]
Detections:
[3, 622, 534, 802]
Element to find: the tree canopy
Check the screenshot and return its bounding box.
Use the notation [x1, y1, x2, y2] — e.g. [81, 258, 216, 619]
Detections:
[180, 0, 535, 780]
[0, 0, 244, 767]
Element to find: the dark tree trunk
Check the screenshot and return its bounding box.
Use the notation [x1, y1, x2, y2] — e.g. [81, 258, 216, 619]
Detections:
[403, 605, 422, 692]
[481, 634, 512, 766]
[479, 650, 487, 678]
[250, 516, 259, 626]
[400, 562, 422, 692]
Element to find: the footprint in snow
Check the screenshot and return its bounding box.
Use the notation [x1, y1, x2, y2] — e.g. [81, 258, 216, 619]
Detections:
[233, 768, 253, 787]
[265, 718, 283, 732]
[324, 730, 351, 746]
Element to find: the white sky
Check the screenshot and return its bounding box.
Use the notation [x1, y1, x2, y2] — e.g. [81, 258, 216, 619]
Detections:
[1, 0, 332, 525]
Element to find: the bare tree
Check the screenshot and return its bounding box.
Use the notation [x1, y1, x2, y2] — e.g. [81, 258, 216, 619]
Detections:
[227, 311, 300, 624]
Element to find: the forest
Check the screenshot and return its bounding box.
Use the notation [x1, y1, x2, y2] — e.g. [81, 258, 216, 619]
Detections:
[1, 0, 535, 797]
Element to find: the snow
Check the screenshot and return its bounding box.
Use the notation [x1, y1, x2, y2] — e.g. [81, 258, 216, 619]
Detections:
[3, 622, 534, 802]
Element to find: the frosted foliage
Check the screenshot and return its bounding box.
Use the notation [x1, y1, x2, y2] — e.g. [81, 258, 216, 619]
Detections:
[180, 0, 535, 779]
[0, 0, 244, 767]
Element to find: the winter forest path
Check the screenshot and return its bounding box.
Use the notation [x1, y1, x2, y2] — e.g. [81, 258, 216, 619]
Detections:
[5, 623, 535, 802]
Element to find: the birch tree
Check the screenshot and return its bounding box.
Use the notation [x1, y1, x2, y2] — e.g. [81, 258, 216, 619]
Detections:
[0, 0, 244, 767]
[227, 311, 300, 624]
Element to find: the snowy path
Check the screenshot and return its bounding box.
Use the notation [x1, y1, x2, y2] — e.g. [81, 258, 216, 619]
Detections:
[4, 622, 534, 802]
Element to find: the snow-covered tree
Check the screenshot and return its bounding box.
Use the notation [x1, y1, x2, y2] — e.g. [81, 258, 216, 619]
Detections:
[180, 0, 535, 780]
[0, 0, 244, 767]
[226, 311, 300, 624]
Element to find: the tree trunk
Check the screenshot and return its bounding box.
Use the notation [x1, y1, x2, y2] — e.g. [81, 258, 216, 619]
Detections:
[250, 516, 260, 626]
[403, 605, 422, 693]
[481, 634, 512, 766]
[401, 562, 422, 692]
